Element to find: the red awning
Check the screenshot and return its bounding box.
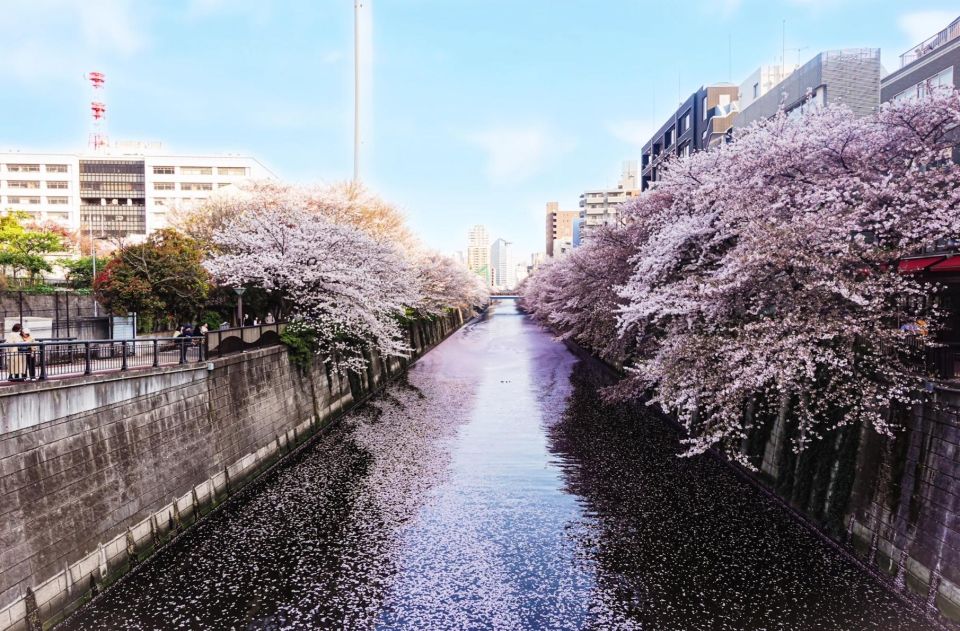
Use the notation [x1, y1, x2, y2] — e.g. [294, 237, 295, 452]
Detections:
[898, 256, 945, 273]
[928, 255, 960, 272]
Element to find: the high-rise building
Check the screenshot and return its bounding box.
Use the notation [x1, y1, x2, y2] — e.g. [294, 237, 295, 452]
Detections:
[640, 84, 739, 191]
[467, 224, 490, 285]
[514, 262, 529, 286]
[0, 143, 273, 239]
[489, 238, 514, 289]
[734, 49, 881, 128]
[578, 161, 640, 236]
[545, 201, 579, 257]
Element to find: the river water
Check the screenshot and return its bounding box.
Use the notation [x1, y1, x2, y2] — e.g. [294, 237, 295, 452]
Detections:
[60, 300, 936, 630]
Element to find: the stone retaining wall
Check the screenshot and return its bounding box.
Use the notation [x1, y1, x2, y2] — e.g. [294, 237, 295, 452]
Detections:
[0, 308, 470, 630]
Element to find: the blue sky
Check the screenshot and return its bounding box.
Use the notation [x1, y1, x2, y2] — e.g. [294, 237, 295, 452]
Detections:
[1, 1, 958, 258]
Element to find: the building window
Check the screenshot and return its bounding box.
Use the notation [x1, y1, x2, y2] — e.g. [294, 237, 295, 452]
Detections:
[154, 182, 175, 190]
[154, 198, 166, 206]
[702, 96, 709, 120]
[6, 196, 20, 203]
[8, 180, 40, 189]
[679, 142, 691, 158]
[181, 166, 213, 175]
[181, 182, 213, 191]
[664, 126, 675, 147]
[25, 196, 40, 204]
[641, 153, 650, 167]
[217, 166, 247, 176]
[7, 164, 40, 172]
[47, 196, 69, 205]
[47, 181, 69, 189]
[46, 164, 69, 173]
[217, 182, 233, 188]
[753, 82, 760, 99]
[153, 166, 175, 174]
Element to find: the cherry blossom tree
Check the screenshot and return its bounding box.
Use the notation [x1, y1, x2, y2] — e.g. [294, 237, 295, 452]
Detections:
[204, 184, 487, 373]
[205, 196, 420, 374]
[411, 250, 489, 317]
[523, 90, 960, 463]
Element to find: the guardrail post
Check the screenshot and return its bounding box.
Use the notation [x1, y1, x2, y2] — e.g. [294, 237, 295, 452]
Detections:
[38, 343, 46, 381]
[84, 341, 92, 375]
[120, 341, 128, 371]
[153, 339, 159, 367]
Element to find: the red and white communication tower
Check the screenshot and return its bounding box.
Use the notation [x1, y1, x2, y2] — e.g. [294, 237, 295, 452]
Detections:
[87, 71, 109, 150]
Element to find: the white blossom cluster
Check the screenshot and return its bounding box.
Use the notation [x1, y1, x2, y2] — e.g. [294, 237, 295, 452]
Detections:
[205, 184, 488, 373]
[522, 90, 960, 461]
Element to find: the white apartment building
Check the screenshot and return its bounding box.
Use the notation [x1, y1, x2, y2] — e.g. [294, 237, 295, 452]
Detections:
[579, 161, 640, 235]
[489, 238, 514, 289]
[0, 144, 274, 239]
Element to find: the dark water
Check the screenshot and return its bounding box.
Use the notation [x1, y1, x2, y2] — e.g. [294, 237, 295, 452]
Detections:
[60, 301, 936, 630]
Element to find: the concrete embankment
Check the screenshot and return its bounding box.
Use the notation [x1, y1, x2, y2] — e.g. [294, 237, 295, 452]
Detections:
[0, 308, 471, 631]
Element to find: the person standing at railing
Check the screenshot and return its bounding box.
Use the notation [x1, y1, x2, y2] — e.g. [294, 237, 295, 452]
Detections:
[7, 323, 27, 382]
[19, 327, 38, 381]
[265, 313, 275, 324]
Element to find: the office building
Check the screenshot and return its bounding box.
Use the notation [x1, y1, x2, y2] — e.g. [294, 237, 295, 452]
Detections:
[640, 84, 739, 191]
[735, 49, 881, 128]
[490, 238, 514, 289]
[0, 143, 273, 239]
[545, 201, 579, 257]
[579, 161, 640, 235]
[467, 224, 490, 285]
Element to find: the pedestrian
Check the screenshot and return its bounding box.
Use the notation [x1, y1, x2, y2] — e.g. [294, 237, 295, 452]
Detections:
[265, 313, 275, 324]
[253, 316, 261, 326]
[7, 323, 26, 381]
[244, 314, 252, 327]
[199, 323, 209, 335]
[19, 327, 37, 380]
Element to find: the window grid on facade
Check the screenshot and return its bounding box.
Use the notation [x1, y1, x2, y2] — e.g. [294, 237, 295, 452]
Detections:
[154, 182, 175, 190]
[45, 164, 69, 173]
[8, 181, 40, 189]
[181, 182, 213, 191]
[7, 164, 40, 172]
[181, 166, 213, 175]
[47, 181, 68, 189]
[153, 166, 175, 174]
[217, 166, 247, 176]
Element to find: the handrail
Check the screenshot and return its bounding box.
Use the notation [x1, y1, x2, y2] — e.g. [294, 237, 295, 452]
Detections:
[1, 322, 289, 384]
[900, 16, 960, 67]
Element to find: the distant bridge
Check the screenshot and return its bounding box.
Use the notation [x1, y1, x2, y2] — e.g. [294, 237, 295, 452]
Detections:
[490, 294, 519, 300]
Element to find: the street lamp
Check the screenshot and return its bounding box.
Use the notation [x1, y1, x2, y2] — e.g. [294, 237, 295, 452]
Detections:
[234, 287, 246, 327]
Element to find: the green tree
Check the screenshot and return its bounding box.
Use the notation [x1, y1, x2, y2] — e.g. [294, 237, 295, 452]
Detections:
[94, 229, 210, 330]
[61, 256, 96, 290]
[0, 211, 63, 284]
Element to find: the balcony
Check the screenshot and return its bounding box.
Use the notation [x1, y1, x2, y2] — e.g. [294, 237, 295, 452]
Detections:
[900, 15, 960, 68]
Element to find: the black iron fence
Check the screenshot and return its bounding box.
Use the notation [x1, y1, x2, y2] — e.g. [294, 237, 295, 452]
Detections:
[1, 338, 204, 382]
[1, 323, 287, 383]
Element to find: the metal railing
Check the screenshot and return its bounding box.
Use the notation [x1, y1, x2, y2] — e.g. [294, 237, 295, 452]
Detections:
[206, 322, 286, 358]
[1, 323, 288, 384]
[901, 16, 960, 67]
[1, 337, 204, 382]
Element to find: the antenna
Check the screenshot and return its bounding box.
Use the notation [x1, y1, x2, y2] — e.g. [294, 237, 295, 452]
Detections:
[728, 33, 732, 82]
[353, 0, 361, 183]
[87, 71, 108, 151]
[782, 19, 786, 76]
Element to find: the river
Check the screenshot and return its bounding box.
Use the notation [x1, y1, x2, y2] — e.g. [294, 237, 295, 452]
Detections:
[59, 300, 935, 630]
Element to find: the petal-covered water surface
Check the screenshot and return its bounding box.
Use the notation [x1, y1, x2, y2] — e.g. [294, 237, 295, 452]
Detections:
[60, 301, 935, 631]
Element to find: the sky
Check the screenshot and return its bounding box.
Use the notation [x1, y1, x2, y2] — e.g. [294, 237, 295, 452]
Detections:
[0, 0, 958, 260]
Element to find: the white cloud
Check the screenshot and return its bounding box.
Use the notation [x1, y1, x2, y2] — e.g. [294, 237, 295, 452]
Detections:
[898, 10, 957, 46]
[463, 125, 575, 185]
[0, 0, 146, 82]
[606, 119, 656, 148]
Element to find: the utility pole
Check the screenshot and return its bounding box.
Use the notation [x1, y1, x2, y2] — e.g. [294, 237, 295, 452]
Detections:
[354, 0, 362, 183]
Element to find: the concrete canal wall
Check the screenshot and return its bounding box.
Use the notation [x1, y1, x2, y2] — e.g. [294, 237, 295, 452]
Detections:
[0, 308, 471, 630]
[745, 384, 960, 625]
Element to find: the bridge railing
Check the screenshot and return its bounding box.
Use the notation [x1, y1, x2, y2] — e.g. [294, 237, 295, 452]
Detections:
[205, 322, 287, 357]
